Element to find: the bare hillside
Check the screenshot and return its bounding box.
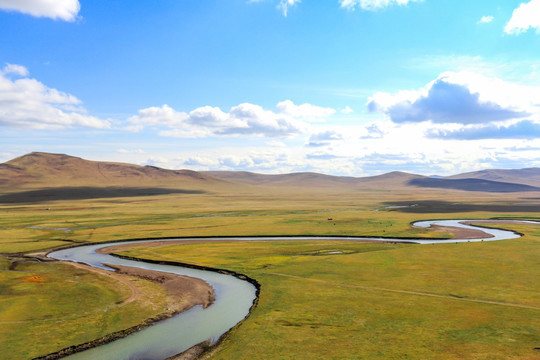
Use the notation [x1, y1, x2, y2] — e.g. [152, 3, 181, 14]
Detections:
[445, 168, 540, 187]
[2, 152, 539, 195]
[1, 152, 220, 189]
[203, 170, 425, 189]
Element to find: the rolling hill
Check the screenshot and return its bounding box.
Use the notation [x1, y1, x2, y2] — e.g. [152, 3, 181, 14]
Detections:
[407, 177, 540, 193]
[445, 168, 540, 187]
[1, 153, 539, 197]
[0, 152, 219, 189]
[203, 170, 426, 189]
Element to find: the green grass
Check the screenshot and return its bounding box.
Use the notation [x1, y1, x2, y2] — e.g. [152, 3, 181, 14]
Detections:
[118, 232, 540, 359]
[1, 186, 539, 359]
[0, 261, 169, 360]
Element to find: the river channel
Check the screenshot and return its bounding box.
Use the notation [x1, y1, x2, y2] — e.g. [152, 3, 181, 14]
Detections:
[46, 219, 532, 360]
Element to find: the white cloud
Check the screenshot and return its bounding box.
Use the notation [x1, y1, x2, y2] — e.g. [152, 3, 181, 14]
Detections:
[219, 156, 256, 169]
[158, 128, 212, 138]
[341, 106, 354, 114]
[505, 0, 540, 34]
[367, 71, 539, 124]
[267, 140, 287, 148]
[189, 105, 246, 129]
[478, 15, 494, 24]
[110, 118, 540, 176]
[361, 123, 386, 138]
[3, 63, 29, 76]
[221, 103, 307, 136]
[0, 0, 80, 21]
[145, 156, 171, 168]
[278, 0, 301, 16]
[181, 149, 295, 172]
[118, 149, 145, 154]
[127, 104, 189, 129]
[184, 156, 219, 168]
[129, 100, 336, 138]
[275, 100, 335, 121]
[428, 119, 540, 140]
[339, 0, 423, 11]
[0, 64, 110, 129]
[307, 130, 344, 147]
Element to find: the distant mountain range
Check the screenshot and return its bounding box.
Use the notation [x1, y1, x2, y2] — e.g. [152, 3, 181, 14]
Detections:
[2, 152, 540, 194]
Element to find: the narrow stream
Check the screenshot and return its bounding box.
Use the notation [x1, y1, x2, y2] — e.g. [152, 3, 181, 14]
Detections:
[46, 219, 531, 360]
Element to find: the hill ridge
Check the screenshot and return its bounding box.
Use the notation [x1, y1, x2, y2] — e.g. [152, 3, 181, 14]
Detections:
[2, 152, 540, 193]
[445, 168, 540, 187]
[1, 152, 218, 189]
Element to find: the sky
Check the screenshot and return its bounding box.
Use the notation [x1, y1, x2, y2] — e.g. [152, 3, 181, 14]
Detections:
[1, 0, 540, 176]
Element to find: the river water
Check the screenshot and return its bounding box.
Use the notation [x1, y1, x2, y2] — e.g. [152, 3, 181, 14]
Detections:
[47, 219, 530, 360]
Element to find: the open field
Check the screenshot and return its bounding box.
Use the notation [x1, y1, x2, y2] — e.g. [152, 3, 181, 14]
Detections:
[117, 230, 540, 359]
[1, 159, 539, 360]
[2, 185, 539, 254]
[0, 260, 169, 360]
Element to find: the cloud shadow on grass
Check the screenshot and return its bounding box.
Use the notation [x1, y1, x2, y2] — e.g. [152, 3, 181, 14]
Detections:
[383, 200, 540, 213]
[408, 178, 540, 193]
[0, 187, 206, 204]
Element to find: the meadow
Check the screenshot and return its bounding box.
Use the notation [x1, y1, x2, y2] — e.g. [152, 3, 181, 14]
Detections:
[1, 184, 539, 359]
[119, 234, 540, 359]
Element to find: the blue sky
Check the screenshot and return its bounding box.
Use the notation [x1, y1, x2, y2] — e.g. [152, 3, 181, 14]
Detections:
[1, 0, 540, 176]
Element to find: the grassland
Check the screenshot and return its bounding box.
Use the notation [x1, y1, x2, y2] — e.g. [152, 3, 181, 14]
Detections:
[118, 230, 540, 359]
[1, 182, 539, 359]
[0, 260, 169, 360]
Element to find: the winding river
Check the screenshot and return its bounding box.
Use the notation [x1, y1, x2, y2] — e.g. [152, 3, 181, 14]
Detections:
[47, 219, 533, 360]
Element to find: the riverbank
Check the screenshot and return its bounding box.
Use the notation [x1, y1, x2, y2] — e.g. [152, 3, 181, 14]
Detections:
[37, 219, 532, 359]
[116, 224, 538, 360]
[33, 260, 215, 360]
[105, 263, 215, 314]
[426, 224, 493, 239]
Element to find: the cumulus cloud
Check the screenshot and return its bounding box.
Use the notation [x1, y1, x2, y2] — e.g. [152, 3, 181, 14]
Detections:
[3, 63, 29, 76]
[307, 130, 343, 147]
[505, 0, 540, 34]
[183, 151, 292, 172]
[184, 156, 219, 168]
[219, 103, 306, 136]
[0, 64, 110, 129]
[339, 0, 423, 11]
[189, 106, 243, 128]
[361, 123, 385, 138]
[428, 120, 540, 140]
[129, 100, 335, 138]
[367, 72, 534, 124]
[341, 106, 354, 114]
[478, 15, 494, 24]
[0, 0, 80, 21]
[127, 104, 189, 131]
[276, 100, 335, 120]
[278, 0, 301, 16]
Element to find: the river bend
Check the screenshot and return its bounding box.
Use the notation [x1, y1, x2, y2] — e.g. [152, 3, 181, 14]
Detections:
[47, 219, 532, 360]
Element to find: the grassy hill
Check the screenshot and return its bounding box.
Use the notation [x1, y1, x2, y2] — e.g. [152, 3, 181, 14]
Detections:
[408, 177, 540, 193]
[445, 168, 540, 187]
[2, 152, 540, 196]
[203, 170, 426, 189]
[0, 152, 221, 190]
